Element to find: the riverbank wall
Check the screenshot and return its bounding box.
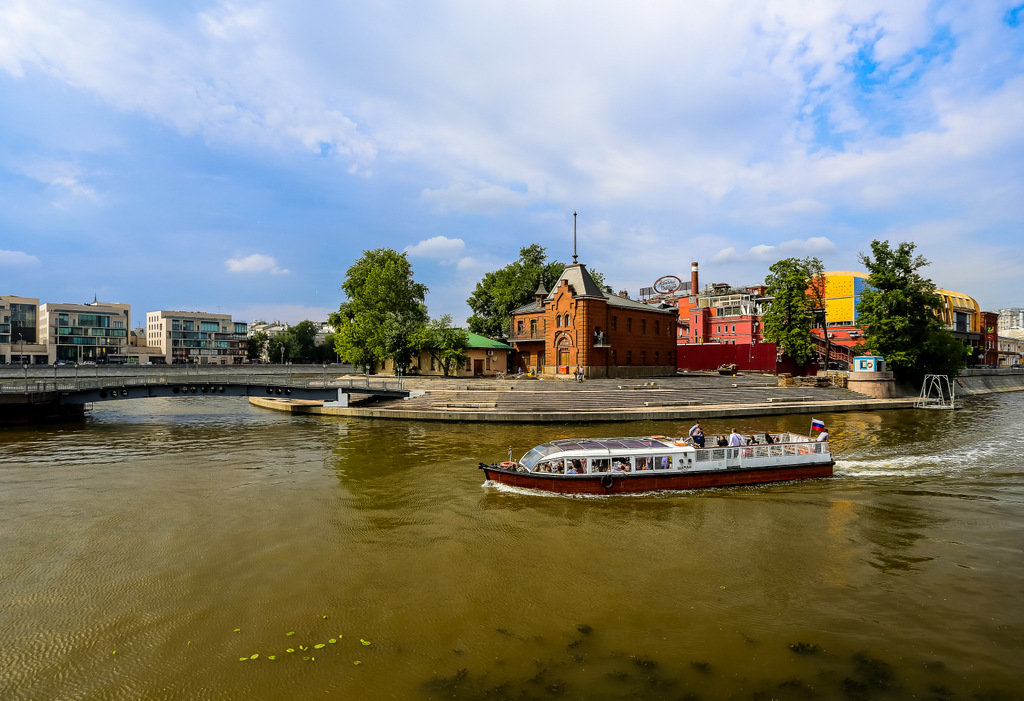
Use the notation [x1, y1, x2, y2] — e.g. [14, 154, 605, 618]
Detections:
[250, 368, 1024, 423]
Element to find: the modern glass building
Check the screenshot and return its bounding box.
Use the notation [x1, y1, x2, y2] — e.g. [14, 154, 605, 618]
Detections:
[39, 301, 131, 363]
[146, 311, 248, 364]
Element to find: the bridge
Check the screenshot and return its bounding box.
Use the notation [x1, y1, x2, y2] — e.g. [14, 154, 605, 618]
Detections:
[0, 366, 411, 424]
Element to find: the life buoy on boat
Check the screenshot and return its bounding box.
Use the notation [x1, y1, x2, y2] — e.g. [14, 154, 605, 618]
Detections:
[601, 474, 614, 489]
[499, 461, 517, 469]
[673, 441, 687, 447]
[650, 435, 667, 440]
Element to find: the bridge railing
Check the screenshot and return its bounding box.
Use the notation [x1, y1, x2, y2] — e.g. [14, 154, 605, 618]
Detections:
[0, 372, 405, 395]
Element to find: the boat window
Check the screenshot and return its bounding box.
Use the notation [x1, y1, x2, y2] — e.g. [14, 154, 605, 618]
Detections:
[590, 458, 610, 473]
[535, 459, 565, 474]
[654, 455, 672, 470]
[520, 445, 559, 469]
[635, 456, 651, 471]
[565, 459, 585, 474]
[610, 456, 631, 472]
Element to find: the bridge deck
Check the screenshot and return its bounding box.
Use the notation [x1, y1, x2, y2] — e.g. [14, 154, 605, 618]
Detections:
[0, 373, 410, 405]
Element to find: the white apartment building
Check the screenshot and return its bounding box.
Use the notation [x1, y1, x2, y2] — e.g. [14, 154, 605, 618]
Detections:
[39, 300, 131, 364]
[146, 311, 248, 364]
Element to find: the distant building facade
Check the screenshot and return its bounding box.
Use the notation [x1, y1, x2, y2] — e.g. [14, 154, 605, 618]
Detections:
[0, 295, 45, 364]
[146, 311, 248, 364]
[510, 262, 677, 378]
[997, 308, 1024, 331]
[40, 300, 132, 364]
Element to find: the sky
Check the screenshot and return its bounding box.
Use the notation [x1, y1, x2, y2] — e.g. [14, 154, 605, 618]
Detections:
[2, 1, 1023, 327]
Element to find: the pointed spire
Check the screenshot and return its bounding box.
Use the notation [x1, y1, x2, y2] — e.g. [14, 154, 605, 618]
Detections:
[572, 211, 578, 264]
[534, 278, 548, 305]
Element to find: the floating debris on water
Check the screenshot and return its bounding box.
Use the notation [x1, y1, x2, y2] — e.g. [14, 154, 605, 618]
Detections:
[788, 642, 822, 655]
[360, 638, 372, 646]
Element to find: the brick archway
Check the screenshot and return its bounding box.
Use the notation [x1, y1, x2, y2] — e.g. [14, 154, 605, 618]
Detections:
[555, 332, 575, 368]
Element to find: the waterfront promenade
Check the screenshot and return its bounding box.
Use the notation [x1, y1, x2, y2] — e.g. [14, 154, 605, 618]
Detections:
[251, 371, 919, 422]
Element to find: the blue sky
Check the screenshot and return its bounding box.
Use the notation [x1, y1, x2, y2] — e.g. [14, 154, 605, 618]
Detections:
[2, 1, 1023, 327]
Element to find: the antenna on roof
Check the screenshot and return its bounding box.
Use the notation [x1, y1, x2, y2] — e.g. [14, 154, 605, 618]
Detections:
[572, 211, 578, 264]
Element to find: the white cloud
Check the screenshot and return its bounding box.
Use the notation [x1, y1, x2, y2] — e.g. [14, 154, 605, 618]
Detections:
[404, 235, 465, 260]
[9, 158, 99, 206]
[225, 253, 289, 275]
[713, 237, 837, 263]
[0, 249, 41, 266]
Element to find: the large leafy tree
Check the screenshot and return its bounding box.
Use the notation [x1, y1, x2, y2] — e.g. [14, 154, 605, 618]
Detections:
[466, 244, 604, 338]
[247, 330, 268, 361]
[330, 248, 428, 373]
[414, 315, 470, 376]
[762, 256, 824, 367]
[267, 332, 298, 364]
[290, 320, 320, 362]
[856, 240, 967, 385]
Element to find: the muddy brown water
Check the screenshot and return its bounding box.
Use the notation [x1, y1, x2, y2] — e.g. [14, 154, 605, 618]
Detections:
[1, 393, 1022, 699]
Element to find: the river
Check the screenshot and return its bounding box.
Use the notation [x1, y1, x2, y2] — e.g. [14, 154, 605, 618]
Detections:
[1, 393, 1022, 699]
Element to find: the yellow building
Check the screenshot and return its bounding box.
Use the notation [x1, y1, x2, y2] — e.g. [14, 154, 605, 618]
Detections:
[822, 271, 980, 334]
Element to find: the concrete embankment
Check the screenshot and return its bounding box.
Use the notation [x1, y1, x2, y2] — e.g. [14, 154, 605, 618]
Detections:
[955, 369, 1024, 395]
[250, 368, 1024, 423]
[249, 394, 917, 422]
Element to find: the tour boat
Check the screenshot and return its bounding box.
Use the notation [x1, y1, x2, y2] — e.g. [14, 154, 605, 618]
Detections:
[479, 432, 833, 495]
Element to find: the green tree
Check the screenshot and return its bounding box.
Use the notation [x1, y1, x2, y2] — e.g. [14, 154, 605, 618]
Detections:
[267, 332, 298, 364]
[290, 320, 319, 362]
[247, 330, 268, 362]
[414, 315, 470, 376]
[330, 248, 428, 373]
[762, 256, 824, 367]
[856, 240, 968, 385]
[466, 244, 604, 338]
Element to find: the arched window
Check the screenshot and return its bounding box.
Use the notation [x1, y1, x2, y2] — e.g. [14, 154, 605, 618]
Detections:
[563, 313, 570, 327]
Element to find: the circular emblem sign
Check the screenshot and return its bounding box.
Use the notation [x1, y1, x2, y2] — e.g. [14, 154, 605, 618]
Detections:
[653, 275, 683, 294]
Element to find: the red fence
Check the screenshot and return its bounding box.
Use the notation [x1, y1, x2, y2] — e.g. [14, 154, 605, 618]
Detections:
[676, 343, 815, 376]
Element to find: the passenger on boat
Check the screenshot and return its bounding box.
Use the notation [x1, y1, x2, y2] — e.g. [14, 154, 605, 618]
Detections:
[688, 422, 701, 438]
[764, 432, 775, 444]
[816, 427, 829, 442]
[693, 428, 706, 448]
[660, 455, 671, 469]
[747, 435, 757, 445]
[566, 463, 578, 474]
[728, 429, 744, 446]
[716, 435, 728, 447]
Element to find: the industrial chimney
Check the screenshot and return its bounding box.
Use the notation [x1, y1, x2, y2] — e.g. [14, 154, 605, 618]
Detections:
[691, 262, 699, 294]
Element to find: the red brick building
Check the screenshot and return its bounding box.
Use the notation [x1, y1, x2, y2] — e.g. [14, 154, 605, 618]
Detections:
[509, 262, 678, 378]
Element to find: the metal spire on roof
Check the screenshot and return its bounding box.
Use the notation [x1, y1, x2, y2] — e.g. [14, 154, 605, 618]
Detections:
[572, 211, 578, 264]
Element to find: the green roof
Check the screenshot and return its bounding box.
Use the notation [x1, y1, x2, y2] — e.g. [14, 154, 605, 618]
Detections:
[465, 332, 512, 350]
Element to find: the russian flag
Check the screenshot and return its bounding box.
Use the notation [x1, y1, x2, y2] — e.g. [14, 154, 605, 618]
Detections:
[811, 418, 825, 432]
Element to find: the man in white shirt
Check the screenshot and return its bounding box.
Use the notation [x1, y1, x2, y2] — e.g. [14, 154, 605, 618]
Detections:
[688, 421, 701, 438]
[728, 428, 744, 446]
[816, 427, 829, 442]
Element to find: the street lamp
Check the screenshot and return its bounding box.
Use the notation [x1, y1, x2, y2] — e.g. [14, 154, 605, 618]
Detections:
[17, 332, 27, 383]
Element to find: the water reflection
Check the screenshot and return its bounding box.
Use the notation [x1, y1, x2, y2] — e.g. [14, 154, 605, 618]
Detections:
[857, 501, 938, 574]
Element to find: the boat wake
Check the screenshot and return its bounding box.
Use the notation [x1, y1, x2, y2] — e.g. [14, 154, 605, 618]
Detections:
[835, 441, 1004, 478]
